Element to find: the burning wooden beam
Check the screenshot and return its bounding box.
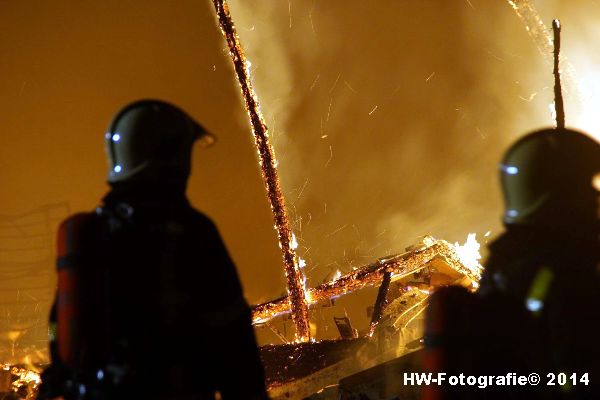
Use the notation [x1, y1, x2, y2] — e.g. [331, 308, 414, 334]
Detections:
[212, 0, 311, 341]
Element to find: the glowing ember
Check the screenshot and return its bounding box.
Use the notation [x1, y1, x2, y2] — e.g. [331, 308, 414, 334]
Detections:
[212, 0, 311, 341]
[0, 363, 40, 397]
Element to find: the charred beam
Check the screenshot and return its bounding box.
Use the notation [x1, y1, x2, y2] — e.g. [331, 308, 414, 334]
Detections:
[369, 271, 392, 336]
[553, 19, 565, 129]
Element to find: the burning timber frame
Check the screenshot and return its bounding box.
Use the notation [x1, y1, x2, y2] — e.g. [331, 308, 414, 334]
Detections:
[252, 236, 481, 325]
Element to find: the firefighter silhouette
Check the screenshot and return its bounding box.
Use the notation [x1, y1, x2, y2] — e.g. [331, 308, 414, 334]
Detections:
[424, 128, 600, 400]
[39, 100, 269, 399]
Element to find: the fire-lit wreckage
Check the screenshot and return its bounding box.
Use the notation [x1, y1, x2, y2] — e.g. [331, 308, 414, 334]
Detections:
[253, 235, 483, 399]
[211, 1, 485, 398]
[252, 236, 481, 325]
[0, 363, 40, 399]
[249, 14, 569, 399]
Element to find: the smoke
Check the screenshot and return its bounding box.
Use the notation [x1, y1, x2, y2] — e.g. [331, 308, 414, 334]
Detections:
[229, 0, 559, 281]
[226, 1, 600, 344]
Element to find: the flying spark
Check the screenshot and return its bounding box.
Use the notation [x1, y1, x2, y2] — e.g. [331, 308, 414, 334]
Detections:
[309, 74, 320, 91]
[329, 73, 341, 93]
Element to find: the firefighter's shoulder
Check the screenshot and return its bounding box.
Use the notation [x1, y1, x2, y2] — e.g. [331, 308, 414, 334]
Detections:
[186, 208, 217, 228]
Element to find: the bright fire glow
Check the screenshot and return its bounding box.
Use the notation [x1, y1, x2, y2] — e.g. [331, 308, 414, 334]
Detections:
[298, 257, 306, 269]
[571, 69, 600, 140]
[453, 233, 483, 276]
[332, 270, 342, 281]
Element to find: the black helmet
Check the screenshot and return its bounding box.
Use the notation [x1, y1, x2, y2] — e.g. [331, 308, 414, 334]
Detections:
[500, 127, 600, 227]
[105, 99, 215, 184]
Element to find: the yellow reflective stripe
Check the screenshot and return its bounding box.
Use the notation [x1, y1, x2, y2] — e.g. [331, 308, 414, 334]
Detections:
[526, 266, 554, 316]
